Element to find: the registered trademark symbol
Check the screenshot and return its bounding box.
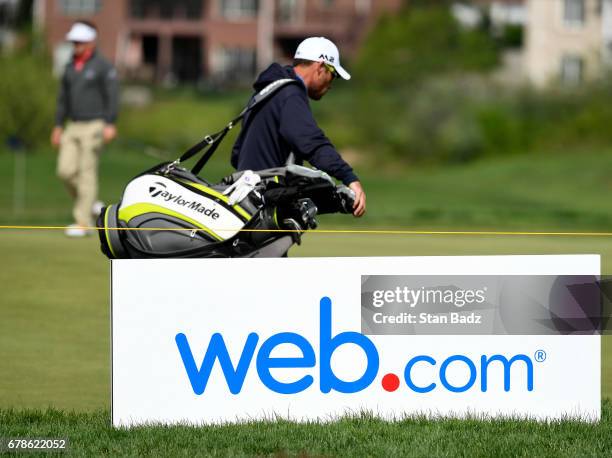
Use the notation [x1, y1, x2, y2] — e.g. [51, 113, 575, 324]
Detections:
[534, 350, 547, 362]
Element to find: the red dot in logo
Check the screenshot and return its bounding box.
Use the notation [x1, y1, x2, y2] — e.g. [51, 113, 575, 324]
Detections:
[381, 373, 400, 392]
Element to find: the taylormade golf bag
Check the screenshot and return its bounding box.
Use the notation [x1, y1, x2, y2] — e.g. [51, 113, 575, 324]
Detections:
[97, 79, 355, 259]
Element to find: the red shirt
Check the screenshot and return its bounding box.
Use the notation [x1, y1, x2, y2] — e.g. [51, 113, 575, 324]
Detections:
[74, 48, 94, 72]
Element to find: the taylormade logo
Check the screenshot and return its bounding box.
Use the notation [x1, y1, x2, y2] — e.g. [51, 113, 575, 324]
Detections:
[149, 182, 220, 220]
[149, 182, 167, 197]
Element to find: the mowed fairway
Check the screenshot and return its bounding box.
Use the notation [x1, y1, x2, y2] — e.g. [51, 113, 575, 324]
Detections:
[2, 149, 612, 455]
[0, 230, 611, 411]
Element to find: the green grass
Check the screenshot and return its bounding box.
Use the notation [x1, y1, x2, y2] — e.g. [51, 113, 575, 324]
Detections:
[116, 89, 249, 153]
[1, 404, 611, 457]
[3, 147, 612, 230]
[1, 149, 612, 455]
[0, 231, 611, 412]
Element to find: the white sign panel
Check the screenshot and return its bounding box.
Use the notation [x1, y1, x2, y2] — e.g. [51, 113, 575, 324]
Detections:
[111, 255, 601, 426]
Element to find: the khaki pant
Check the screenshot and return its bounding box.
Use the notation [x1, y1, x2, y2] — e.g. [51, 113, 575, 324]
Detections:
[57, 120, 105, 227]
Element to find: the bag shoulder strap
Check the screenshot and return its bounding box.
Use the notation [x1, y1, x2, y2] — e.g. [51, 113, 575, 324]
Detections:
[172, 78, 300, 175]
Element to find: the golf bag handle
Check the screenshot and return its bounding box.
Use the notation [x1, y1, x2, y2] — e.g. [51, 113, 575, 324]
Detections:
[176, 79, 300, 175]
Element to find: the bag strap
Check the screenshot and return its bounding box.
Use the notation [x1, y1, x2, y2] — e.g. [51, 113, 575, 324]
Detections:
[169, 78, 300, 175]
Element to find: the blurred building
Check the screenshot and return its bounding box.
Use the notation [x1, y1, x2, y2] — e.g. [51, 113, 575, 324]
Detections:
[487, 0, 526, 28]
[35, 0, 402, 84]
[452, 1, 527, 85]
[0, 0, 19, 51]
[452, 0, 526, 30]
[525, 0, 612, 86]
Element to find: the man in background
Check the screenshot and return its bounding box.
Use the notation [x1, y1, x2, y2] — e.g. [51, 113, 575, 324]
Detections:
[51, 21, 119, 237]
[231, 37, 366, 217]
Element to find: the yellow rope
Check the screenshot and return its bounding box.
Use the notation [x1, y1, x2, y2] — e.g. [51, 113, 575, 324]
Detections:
[2, 225, 612, 237]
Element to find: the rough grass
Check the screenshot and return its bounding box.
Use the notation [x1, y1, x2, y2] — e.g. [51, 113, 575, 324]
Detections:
[1, 403, 611, 457]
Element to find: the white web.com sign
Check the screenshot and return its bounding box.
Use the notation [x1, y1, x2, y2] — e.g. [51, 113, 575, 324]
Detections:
[111, 255, 601, 426]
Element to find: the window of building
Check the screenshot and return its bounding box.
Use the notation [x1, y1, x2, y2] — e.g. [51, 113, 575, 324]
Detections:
[59, 0, 102, 15]
[129, 0, 146, 18]
[560, 55, 584, 85]
[215, 47, 256, 81]
[219, 0, 259, 20]
[172, 36, 203, 82]
[129, 0, 203, 20]
[563, 0, 585, 26]
[605, 41, 612, 66]
[278, 0, 298, 23]
[184, 0, 204, 17]
[355, 0, 371, 16]
[0, 2, 15, 25]
[159, 0, 174, 18]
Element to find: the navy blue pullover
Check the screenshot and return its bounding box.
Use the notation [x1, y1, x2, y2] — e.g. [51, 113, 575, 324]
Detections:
[231, 64, 358, 185]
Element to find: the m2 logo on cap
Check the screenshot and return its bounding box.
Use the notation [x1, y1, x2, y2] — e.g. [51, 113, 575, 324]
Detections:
[319, 54, 335, 63]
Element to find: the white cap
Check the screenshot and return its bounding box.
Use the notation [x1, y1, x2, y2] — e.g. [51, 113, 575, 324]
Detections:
[294, 37, 351, 80]
[66, 22, 97, 43]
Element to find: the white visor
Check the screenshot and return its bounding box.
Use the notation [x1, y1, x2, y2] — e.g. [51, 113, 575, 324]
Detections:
[66, 23, 97, 43]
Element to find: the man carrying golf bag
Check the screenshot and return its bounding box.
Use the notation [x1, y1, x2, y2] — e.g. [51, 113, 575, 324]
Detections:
[97, 78, 356, 259]
[232, 37, 366, 218]
[98, 37, 363, 259]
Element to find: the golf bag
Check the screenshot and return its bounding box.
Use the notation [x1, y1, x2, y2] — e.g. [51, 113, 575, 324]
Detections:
[97, 79, 355, 259]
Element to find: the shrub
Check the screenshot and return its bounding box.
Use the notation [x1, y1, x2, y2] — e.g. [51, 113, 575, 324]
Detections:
[0, 52, 56, 149]
[331, 76, 612, 165]
[353, 4, 499, 89]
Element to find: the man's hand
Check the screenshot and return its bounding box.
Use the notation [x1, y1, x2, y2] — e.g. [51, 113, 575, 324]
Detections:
[349, 181, 366, 217]
[50, 126, 63, 148]
[103, 124, 117, 143]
